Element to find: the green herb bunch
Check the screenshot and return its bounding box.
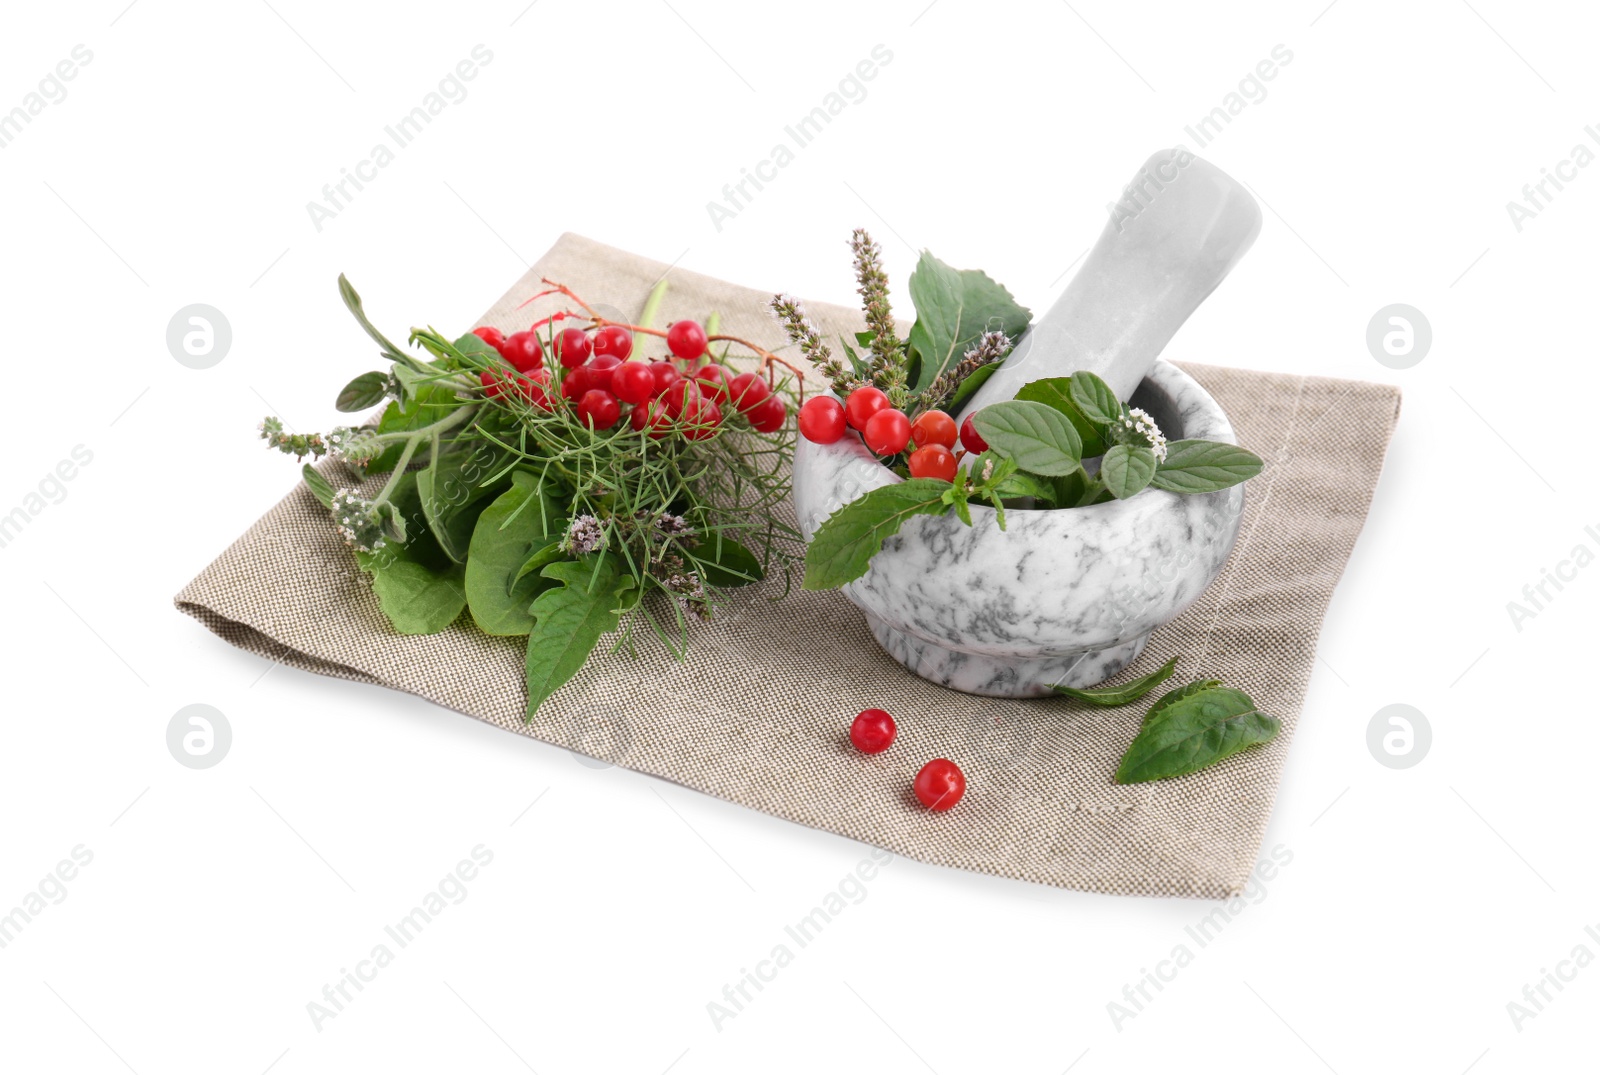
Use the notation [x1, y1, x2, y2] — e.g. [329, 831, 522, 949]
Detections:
[260, 275, 804, 718]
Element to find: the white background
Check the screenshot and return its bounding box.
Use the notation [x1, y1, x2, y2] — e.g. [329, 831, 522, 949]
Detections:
[2, 1, 1597, 1072]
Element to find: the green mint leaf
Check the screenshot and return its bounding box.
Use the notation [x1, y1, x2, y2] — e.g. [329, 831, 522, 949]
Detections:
[1014, 377, 1109, 457]
[802, 478, 953, 590]
[335, 371, 391, 413]
[993, 469, 1057, 503]
[1114, 681, 1279, 784]
[1068, 370, 1121, 427]
[416, 442, 508, 563]
[970, 401, 1082, 476]
[1052, 655, 1177, 706]
[300, 464, 336, 509]
[524, 558, 636, 719]
[1101, 444, 1158, 500]
[697, 537, 765, 588]
[464, 474, 562, 636]
[515, 541, 567, 584]
[451, 331, 500, 372]
[840, 336, 869, 380]
[905, 251, 1031, 393]
[355, 556, 466, 635]
[948, 361, 1002, 412]
[1149, 440, 1264, 494]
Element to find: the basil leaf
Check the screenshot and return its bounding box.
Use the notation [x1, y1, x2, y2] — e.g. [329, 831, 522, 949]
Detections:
[970, 401, 1082, 476]
[1150, 440, 1264, 493]
[336, 371, 390, 413]
[802, 478, 953, 591]
[1052, 655, 1176, 706]
[698, 537, 765, 588]
[355, 557, 466, 635]
[905, 251, 1031, 393]
[1015, 377, 1108, 457]
[524, 558, 636, 719]
[464, 474, 562, 636]
[1068, 370, 1121, 427]
[1101, 444, 1158, 500]
[300, 464, 336, 509]
[948, 361, 1002, 412]
[1114, 682, 1279, 784]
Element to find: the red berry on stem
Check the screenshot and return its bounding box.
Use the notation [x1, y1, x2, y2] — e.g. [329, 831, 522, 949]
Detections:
[690, 365, 731, 403]
[726, 372, 771, 414]
[666, 319, 708, 360]
[562, 366, 591, 400]
[910, 410, 958, 450]
[479, 368, 511, 399]
[863, 408, 912, 456]
[747, 395, 787, 433]
[683, 399, 723, 441]
[499, 330, 543, 372]
[611, 361, 656, 405]
[909, 444, 958, 481]
[663, 380, 703, 419]
[592, 325, 633, 361]
[554, 327, 592, 368]
[845, 386, 889, 431]
[959, 413, 988, 454]
[472, 326, 505, 349]
[798, 396, 848, 444]
[913, 759, 966, 811]
[849, 709, 897, 754]
[649, 361, 680, 397]
[517, 369, 554, 410]
[576, 389, 621, 430]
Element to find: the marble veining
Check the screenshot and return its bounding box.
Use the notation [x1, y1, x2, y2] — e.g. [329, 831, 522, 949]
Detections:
[794, 360, 1244, 697]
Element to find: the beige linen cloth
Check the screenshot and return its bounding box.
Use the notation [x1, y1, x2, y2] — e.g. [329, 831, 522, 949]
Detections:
[177, 234, 1401, 900]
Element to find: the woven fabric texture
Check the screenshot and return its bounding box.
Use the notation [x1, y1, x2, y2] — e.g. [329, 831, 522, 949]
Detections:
[177, 234, 1401, 899]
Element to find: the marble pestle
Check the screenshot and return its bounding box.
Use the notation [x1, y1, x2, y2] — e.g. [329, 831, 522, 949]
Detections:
[959, 148, 1262, 418]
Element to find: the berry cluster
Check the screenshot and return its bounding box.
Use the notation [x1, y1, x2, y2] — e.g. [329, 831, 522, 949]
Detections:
[471, 318, 789, 439]
[846, 707, 967, 812]
[798, 386, 991, 480]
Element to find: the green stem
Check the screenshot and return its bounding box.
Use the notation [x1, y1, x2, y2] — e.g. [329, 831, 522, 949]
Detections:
[374, 405, 476, 502]
[635, 277, 669, 356]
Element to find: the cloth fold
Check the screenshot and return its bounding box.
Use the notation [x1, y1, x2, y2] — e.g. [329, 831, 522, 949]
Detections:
[177, 233, 1401, 899]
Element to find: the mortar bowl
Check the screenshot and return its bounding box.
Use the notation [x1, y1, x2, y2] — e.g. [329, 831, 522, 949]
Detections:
[792, 360, 1245, 697]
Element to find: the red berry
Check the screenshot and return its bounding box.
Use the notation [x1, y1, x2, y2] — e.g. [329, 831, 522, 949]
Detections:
[561, 365, 591, 401]
[845, 386, 889, 431]
[913, 759, 965, 811]
[472, 326, 505, 349]
[726, 372, 771, 414]
[611, 361, 656, 405]
[683, 399, 723, 441]
[863, 408, 912, 456]
[910, 410, 958, 450]
[592, 325, 633, 361]
[849, 709, 896, 754]
[498, 330, 543, 372]
[554, 327, 592, 368]
[576, 389, 621, 430]
[479, 368, 511, 399]
[666, 319, 708, 360]
[959, 413, 988, 454]
[690, 365, 731, 403]
[747, 395, 787, 433]
[662, 380, 703, 419]
[908, 444, 958, 481]
[649, 361, 680, 398]
[798, 396, 848, 444]
[630, 401, 651, 431]
[517, 369, 554, 410]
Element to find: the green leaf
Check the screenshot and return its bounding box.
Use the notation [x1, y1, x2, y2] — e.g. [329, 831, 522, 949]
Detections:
[1068, 370, 1121, 427]
[336, 371, 390, 413]
[523, 558, 636, 719]
[970, 401, 1082, 476]
[948, 361, 1002, 412]
[416, 442, 509, 563]
[697, 537, 765, 588]
[451, 331, 500, 371]
[840, 336, 869, 380]
[905, 251, 1031, 393]
[1150, 440, 1265, 494]
[1101, 444, 1158, 500]
[338, 274, 410, 363]
[802, 478, 953, 590]
[464, 474, 562, 636]
[1014, 377, 1109, 457]
[357, 557, 466, 635]
[515, 540, 567, 583]
[993, 469, 1057, 504]
[1052, 655, 1177, 706]
[367, 384, 461, 474]
[1114, 682, 1279, 784]
[300, 464, 336, 509]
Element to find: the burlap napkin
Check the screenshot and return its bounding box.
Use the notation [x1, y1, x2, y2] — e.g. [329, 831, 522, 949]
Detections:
[177, 234, 1400, 899]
